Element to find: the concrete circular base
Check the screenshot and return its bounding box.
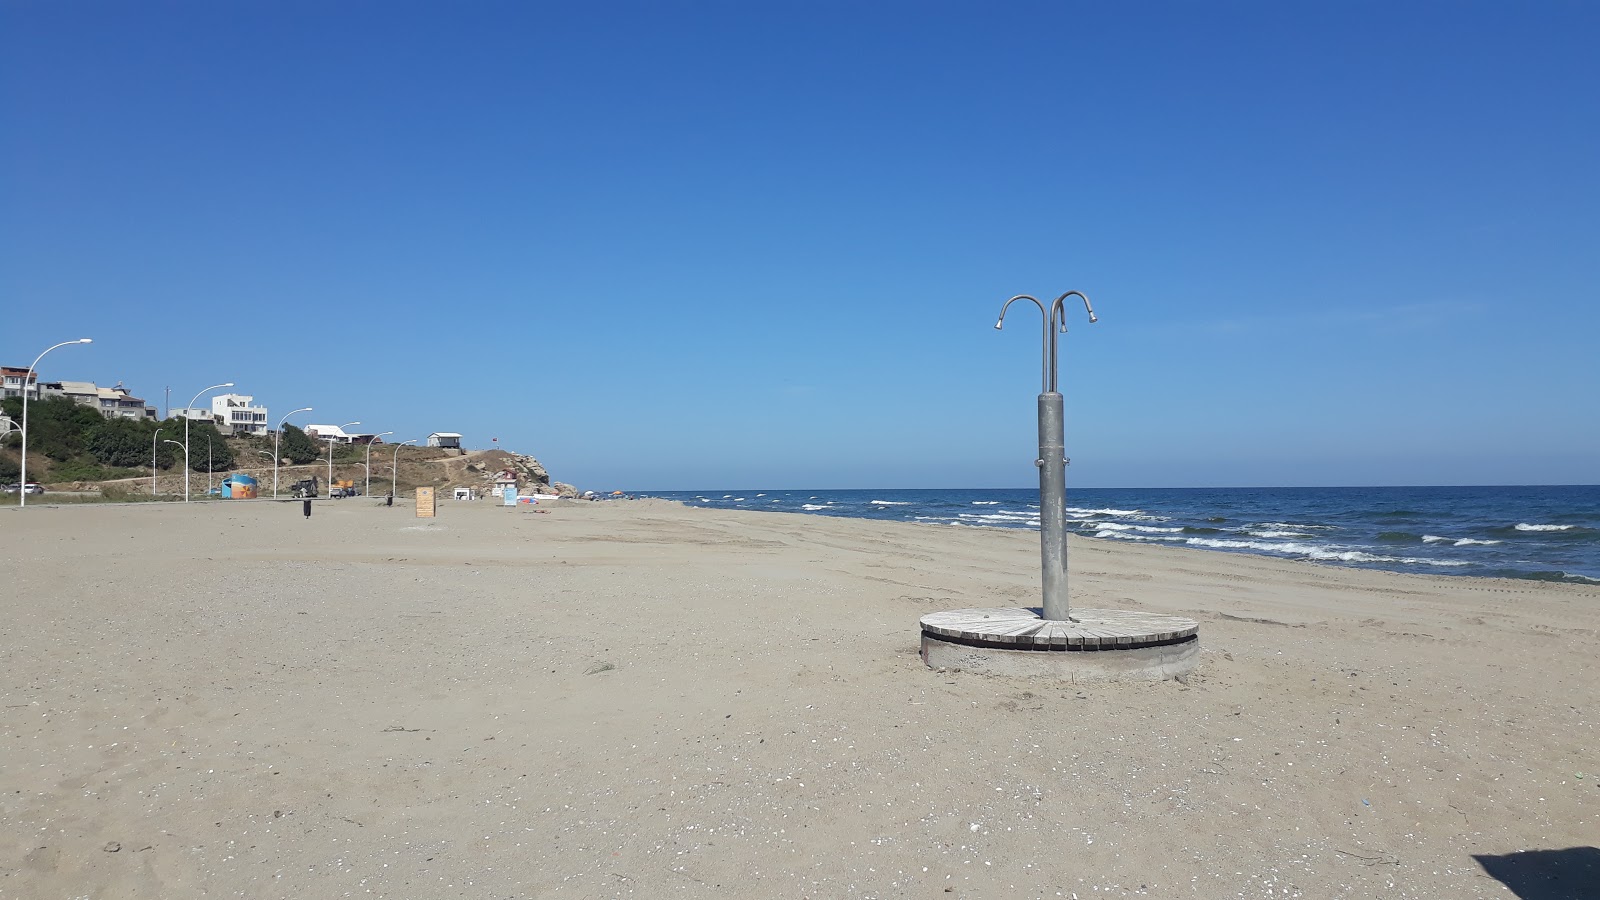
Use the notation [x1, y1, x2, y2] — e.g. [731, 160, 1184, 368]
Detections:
[919, 607, 1200, 682]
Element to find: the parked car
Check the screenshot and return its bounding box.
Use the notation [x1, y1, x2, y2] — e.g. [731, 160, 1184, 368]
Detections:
[0, 483, 19, 494]
[22, 483, 45, 496]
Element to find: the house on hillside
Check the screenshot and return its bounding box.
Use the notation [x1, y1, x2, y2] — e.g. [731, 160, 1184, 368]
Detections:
[307, 424, 359, 444]
[96, 384, 157, 420]
[211, 393, 269, 435]
[427, 432, 462, 449]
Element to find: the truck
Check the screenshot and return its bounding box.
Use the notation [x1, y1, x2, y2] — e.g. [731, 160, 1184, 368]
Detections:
[331, 479, 359, 499]
[288, 476, 319, 498]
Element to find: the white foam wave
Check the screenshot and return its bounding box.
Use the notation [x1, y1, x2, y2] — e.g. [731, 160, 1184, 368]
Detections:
[1563, 572, 1600, 583]
[1184, 537, 1470, 567]
[1094, 523, 1184, 534]
[1255, 521, 1336, 531]
[959, 512, 1039, 523]
[971, 501, 1002, 505]
[870, 500, 911, 506]
[801, 504, 829, 511]
[1425, 534, 1500, 547]
[1066, 507, 1141, 517]
[1247, 530, 1314, 538]
[1516, 523, 1576, 532]
[1094, 531, 1186, 542]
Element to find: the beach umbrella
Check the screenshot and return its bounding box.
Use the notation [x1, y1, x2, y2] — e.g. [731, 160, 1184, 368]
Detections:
[611, 490, 624, 495]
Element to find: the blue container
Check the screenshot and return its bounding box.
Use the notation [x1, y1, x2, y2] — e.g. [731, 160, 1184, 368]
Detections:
[220, 474, 259, 499]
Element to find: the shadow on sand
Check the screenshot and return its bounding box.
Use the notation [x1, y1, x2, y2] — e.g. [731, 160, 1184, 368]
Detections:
[1474, 847, 1600, 899]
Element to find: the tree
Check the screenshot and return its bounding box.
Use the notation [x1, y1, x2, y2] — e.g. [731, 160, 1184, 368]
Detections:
[86, 418, 150, 468]
[279, 424, 319, 465]
[15, 396, 103, 462]
[185, 420, 234, 473]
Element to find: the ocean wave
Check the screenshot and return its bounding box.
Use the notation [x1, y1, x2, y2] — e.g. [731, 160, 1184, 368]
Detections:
[1094, 531, 1186, 542]
[870, 500, 911, 506]
[1094, 522, 1184, 534]
[801, 504, 829, 510]
[1254, 521, 1336, 531]
[1516, 523, 1579, 532]
[1182, 526, 1224, 535]
[959, 512, 1039, 523]
[971, 500, 1002, 505]
[1183, 537, 1469, 567]
[1252, 529, 1318, 539]
[1511, 570, 1600, 584]
[1066, 507, 1141, 517]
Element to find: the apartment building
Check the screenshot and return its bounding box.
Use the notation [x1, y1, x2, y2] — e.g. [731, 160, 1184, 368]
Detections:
[1, 366, 37, 400]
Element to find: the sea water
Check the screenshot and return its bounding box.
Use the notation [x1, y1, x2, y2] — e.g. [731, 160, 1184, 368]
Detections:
[643, 485, 1600, 584]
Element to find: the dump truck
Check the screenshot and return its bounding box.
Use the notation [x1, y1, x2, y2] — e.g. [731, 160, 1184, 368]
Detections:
[331, 479, 358, 499]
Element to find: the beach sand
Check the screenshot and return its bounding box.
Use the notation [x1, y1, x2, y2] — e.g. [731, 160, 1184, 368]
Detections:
[2, 499, 1596, 898]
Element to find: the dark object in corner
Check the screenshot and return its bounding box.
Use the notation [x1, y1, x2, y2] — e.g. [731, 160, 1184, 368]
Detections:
[1474, 847, 1600, 899]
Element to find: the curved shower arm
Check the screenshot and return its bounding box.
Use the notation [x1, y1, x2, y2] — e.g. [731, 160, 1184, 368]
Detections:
[1047, 291, 1098, 392]
[994, 294, 1051, 394]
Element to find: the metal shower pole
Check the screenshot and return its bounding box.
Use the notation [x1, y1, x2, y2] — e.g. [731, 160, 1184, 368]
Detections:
[994, 291, 1097, 621]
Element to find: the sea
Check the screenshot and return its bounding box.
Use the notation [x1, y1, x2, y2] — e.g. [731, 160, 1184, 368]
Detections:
[640, 485, 1600, 585]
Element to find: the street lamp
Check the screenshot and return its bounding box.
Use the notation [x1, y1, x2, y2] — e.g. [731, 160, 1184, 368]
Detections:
[364, 432, 394, 497]
[18, 338, 92, 508]
[207, 434, 214, 494]
[391, 439, 417, 499]
[272, 406, 312, 498]
[151, 426, 163, 495]
[327, 421, 360, 496]
[182, 382, 233, 503]
[162, 440, 188, 485]
[994, 290, 1097, 622]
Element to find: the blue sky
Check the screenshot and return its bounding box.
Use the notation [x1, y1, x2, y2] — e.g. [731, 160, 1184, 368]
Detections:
[3, 2, 1596, 490]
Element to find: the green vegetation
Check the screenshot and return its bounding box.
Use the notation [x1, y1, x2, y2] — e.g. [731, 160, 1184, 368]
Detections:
[0, 395, 239, 483]
[278, 424, 320, 464]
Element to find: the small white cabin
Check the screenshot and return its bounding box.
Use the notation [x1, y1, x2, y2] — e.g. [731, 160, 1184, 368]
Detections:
[428, 432, 462, 449]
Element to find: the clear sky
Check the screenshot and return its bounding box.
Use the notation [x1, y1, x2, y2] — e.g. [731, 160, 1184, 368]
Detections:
[3, 2, 1596, 491]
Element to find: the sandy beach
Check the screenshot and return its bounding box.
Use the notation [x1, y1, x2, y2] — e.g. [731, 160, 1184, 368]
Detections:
[2, 498, 1596, 899]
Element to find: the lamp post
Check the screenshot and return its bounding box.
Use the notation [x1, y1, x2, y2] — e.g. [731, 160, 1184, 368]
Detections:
[151, 426, 162, 495]
[327, 421, 360, 496]
[207, 435, 214, 495]
[182, 382, 233, 503]
[272, 406, 313, 498]
[994, 291, 1097, 622]
[18, 338, 92, 508]
[364, 432, 394, 497]
[162, 440, 188, 486]
[391, 439, 417, 499]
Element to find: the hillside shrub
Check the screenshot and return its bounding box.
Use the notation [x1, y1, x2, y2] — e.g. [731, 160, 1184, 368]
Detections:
[279, 424, 320, 464]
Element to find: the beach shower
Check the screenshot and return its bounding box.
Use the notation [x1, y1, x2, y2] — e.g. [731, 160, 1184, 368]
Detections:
[995, 291, 1097, 621]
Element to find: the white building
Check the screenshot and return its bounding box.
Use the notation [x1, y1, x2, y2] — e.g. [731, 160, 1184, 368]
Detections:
[211, 393, 269, 435]
[427, 432, 463, 449]
[307, 424, 359, 444]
